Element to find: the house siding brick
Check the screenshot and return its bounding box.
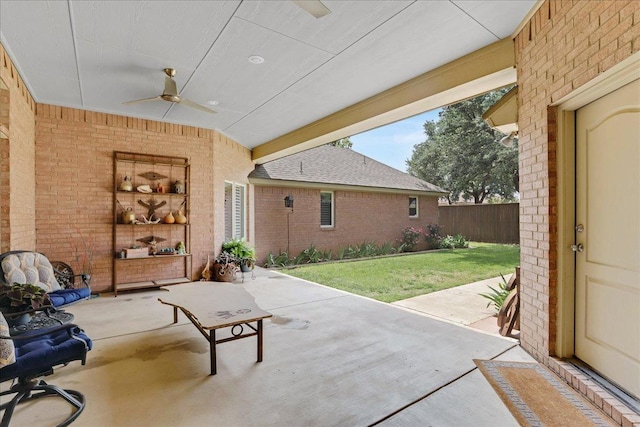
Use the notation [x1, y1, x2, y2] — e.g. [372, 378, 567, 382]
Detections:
[34, 105, 253, 293]
[515, 1, 640, 424]
[254, 185, 439, 264]
[0, 43, 37, 252]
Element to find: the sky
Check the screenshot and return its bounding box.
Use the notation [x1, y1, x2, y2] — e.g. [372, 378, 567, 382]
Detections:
[350, 109, 441, 172]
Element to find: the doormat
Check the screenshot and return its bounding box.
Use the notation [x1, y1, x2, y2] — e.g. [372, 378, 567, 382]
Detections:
[474, 360, 615, 427]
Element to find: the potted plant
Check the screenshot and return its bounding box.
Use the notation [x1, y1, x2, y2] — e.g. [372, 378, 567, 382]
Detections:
[212, 252, 237, 282]
[221, 238, 256, 272]
[0, 283, 52, 326]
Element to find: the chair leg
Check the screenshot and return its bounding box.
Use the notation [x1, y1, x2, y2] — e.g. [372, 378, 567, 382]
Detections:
[0, 379, 86, 427]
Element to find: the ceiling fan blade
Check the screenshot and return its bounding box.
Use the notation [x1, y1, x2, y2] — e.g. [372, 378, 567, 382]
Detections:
[178, 98, 217, 114]
[164, 75, 178, 96]
[292, 0, 331, 18]
[123, 96, 162, 105]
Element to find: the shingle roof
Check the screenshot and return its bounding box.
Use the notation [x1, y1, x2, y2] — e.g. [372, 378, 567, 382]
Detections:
[248, 145, 447, 194]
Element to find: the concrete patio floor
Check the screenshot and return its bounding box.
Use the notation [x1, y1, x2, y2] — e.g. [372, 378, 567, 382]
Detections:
[6, 268, 533, 426]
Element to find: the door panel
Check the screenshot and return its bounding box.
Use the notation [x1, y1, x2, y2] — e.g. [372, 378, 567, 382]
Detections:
[575, 78, 640, 399]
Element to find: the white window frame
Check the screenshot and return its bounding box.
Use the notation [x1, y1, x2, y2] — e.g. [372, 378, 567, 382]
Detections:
[320, 191, 334, 228]
[224, 181, 246, 240]
[409, 196, 419, 218]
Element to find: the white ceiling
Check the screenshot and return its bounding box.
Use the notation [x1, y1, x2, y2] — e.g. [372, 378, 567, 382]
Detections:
[0, 0, 535, 149]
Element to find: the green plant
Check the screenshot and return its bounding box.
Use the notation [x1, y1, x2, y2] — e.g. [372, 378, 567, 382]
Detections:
[0, 283, 52, 313]
[221, 238, 256, 266]
[424, 224, 444, 249]
[451, 234, 469, 248]
[479, 274, 511, 312]
[400, 227, 423, 252]
[265, 251, 293, 267]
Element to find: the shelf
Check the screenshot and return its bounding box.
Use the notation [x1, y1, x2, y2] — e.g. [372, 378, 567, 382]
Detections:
[115, 254, 191, 261]
[113, 150, 191, 296]
[115, 223, 190, 227]
[117, 277, 191, 291]
[116, 191, 188, 196]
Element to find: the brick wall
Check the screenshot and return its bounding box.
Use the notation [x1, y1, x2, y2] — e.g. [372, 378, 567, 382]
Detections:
[516, 0, 639, 364]
[34, 106, 253, 293]
[254, 185, 439, 264]
[515, 1, 639, 424]
[0, 43, 37, 252]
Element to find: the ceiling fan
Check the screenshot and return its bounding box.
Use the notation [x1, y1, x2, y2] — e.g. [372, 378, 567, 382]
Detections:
[123, 68, 216, 114]
[293, 0, 331, 18]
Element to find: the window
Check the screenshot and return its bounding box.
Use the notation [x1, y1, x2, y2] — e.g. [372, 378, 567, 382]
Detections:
[224, 182, 246, 240]
[409, 197, 418, 218]
[320, 191, 334, 227]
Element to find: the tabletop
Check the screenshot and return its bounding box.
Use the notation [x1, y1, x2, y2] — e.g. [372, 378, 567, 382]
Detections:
[158, 281, 271, 330]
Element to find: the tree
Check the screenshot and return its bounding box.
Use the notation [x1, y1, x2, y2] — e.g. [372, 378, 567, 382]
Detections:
[406, 90, 518, 204]
[328, 137, 353, 149]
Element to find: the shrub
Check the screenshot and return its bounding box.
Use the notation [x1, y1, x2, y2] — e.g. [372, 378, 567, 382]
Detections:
[424, 224, 444, 249]
[400, 227, 423, 252]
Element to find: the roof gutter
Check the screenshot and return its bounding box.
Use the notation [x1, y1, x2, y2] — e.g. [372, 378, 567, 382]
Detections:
[248, 177, 448, 197]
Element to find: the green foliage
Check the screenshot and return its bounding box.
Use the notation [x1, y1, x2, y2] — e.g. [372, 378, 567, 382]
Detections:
[407, 88, 519, 204]
[439, 234, 469, 249]
[221, 238, 256, 264]
[265, 251, 292, 268]
[424, 223, 444, 249]
[0, 283, 52, 313]
[265, 240, 400, 267]
[400, 227, 423, 252]
[479, 274, 511, 312]
[327, 137, 353, 149]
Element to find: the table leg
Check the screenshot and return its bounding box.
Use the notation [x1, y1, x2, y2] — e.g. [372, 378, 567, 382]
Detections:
[173, 307, 178, 324]
[257, 319, 263, 363]
[210, 329, 217, 375]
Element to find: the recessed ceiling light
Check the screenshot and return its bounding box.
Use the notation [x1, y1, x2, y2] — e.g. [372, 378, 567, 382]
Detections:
[248, 55, 265, 64]
[207, 100, 219, 106]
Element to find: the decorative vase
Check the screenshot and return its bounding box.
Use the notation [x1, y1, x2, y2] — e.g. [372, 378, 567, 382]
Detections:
[213, 263, 236, 282]
[120, 176, 133, 192]
[121, 208, 135, 224]
[164, 211, 175, 224]
[175, 210, 187, 224]
[240, 261, 253, 273]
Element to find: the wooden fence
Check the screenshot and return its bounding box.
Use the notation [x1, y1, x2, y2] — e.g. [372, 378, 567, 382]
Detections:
[438, 203, 519, 244]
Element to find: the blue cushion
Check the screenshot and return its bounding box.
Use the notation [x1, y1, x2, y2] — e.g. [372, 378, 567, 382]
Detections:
[49, 288, 91, 307]
[0, 326, 92, 381]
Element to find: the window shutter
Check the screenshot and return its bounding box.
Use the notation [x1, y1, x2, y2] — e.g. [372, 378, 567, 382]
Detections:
[234, 185, 245, 238]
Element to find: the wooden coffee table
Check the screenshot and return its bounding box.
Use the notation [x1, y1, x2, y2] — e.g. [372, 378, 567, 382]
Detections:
[158, 281, 272, 375]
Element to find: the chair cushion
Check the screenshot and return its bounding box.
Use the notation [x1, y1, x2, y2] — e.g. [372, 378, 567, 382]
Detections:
[1, 252, 62, 292]
[48, 288, 91, 308]
[0, 312, 16, 368]
[0, 326, 92, 382]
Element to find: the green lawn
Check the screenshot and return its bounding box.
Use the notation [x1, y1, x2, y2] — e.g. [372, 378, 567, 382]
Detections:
[282, 243, 520, 303]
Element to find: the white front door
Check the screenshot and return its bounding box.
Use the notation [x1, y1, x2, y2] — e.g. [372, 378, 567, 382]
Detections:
[575, 78, 640, 398]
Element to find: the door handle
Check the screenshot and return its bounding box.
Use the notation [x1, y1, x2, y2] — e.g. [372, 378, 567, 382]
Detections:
[571, 243, 584, 252]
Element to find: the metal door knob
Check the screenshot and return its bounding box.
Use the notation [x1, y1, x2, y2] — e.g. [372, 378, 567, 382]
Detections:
[571, 243, 584, 252]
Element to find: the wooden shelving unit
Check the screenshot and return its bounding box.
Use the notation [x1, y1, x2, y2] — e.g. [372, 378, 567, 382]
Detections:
[112, 151, 191, 296]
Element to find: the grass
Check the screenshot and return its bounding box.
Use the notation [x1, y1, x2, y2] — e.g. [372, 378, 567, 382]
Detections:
[282, 243, 520, 303]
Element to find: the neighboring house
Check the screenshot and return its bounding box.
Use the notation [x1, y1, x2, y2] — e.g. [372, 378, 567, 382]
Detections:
[248, 145, 447, 263]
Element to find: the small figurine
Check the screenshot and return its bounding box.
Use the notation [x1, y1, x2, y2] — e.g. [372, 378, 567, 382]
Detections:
[173, 180, 185, 194]
[137, 235, 166, 255]
[176, 241, 186, 255]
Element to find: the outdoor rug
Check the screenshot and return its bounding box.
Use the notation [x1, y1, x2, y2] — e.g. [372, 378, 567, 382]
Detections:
[474, 360, 614, 427]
